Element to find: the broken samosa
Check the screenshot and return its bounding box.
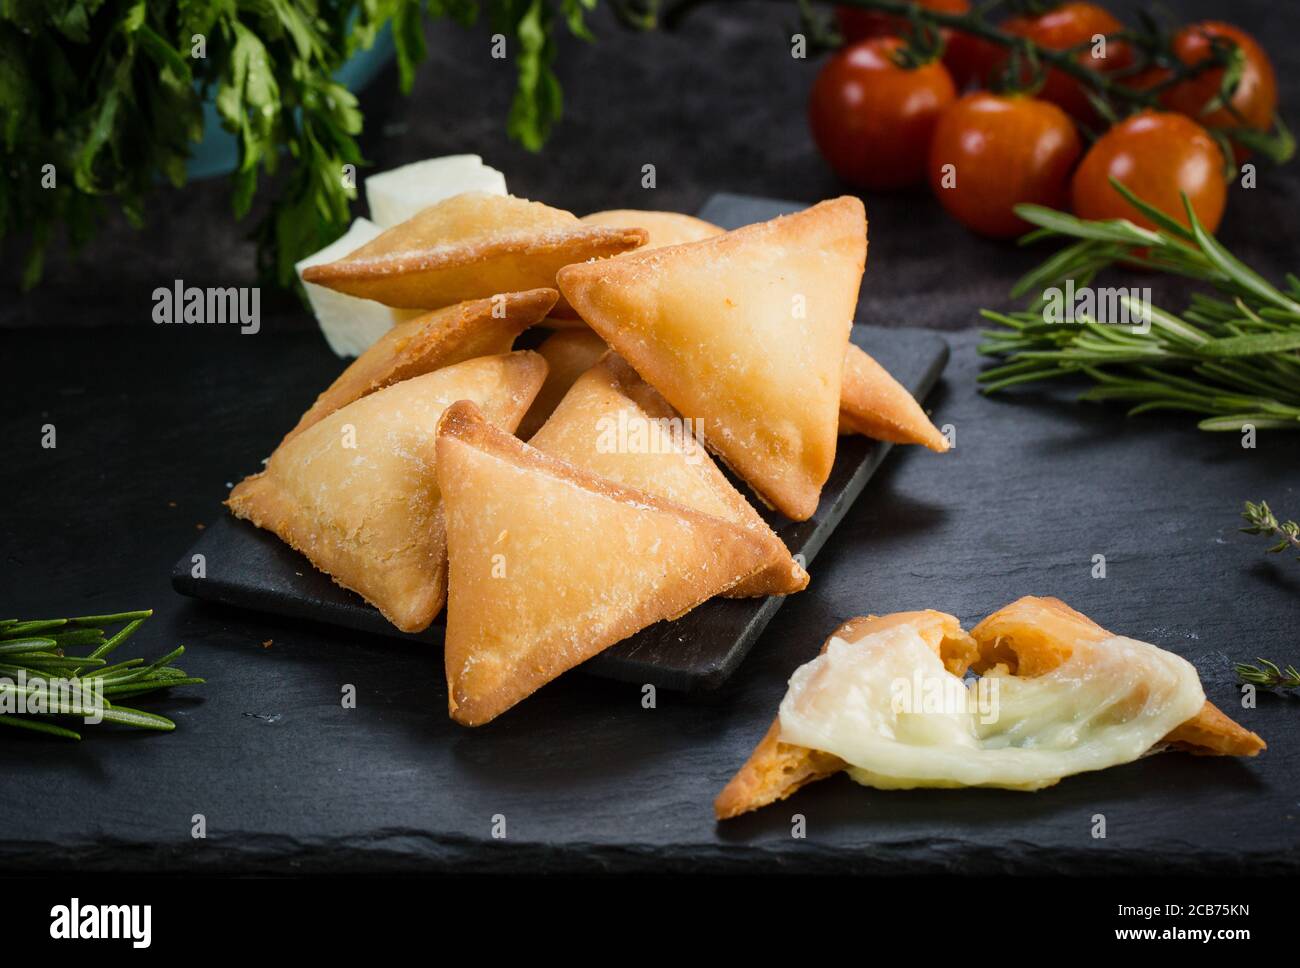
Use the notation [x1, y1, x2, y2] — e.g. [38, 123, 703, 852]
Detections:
[716, 598, 1264, 819]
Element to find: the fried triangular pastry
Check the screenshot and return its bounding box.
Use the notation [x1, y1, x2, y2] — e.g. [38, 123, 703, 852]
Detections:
[529, 354, 807, 596]
[558, 197, 867, 520]
[227, 353, 547, 633]
[436, 400, 772, 725]
[546, 210, 727, 322]
[515, 328, 610, 439]
[284, 288, 557, 444]
[716, 600, 1264, 819]
[580, 209, 723, 250]
[301, 192, 646, 309]
[838, 344, 948, 452]
[968, 597, 1265, 757]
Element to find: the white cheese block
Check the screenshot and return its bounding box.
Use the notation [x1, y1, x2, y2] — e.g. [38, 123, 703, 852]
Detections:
[777, 624, 1205, 791]
[295, 218, 414, 358]
[365, 154, 507, 228]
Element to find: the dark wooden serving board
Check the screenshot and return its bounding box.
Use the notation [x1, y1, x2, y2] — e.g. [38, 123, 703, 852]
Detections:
[2, 195, 1298, 877]
[169, 196, 949, 690]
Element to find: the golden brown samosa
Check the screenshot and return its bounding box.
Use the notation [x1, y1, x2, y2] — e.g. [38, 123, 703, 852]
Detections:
[580, 209, 723, 249]
[302, 192, 645, 309]
[284, 288, 557, 444]
[838, 344, 948, 452]
[435, 400, 772, 725]
[515, 328, 610, 439]
[558, 197, 867, 520]
[227, 353, 546, 633]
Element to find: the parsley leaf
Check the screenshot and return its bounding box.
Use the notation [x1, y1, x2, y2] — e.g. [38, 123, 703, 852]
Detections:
[1, 1, 608, 291]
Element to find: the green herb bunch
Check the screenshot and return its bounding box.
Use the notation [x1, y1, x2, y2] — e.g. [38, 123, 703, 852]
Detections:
[978, 182, 1300, 431]
[0, 0, 598, 290]
[0, 609, 203, 739]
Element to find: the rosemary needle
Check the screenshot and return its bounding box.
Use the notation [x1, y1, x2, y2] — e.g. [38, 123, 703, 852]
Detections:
[979, 182, 1300, 431]
[1236, 659, 1300, 692]
[0, 609, 203, 740]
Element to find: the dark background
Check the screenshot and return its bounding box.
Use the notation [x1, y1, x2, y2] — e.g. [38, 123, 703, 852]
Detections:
[1, 0, 1296, 331]
[1, 2, 1297, 879]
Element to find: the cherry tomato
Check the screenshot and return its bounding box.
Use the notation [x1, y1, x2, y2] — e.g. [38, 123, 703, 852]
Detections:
[1002, 2, 1134, 122]
[1161, 22, 1278, 134]
[928, 92, 1082, 238]
[1071, 111, 1227, 233]
[835, 0, 994, 88]
[809, 36, 957, 190]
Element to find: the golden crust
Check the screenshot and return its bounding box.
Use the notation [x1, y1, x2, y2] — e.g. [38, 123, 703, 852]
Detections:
[283, 288, 557, 445]
[579, 209, 724, 249]
[838, 344, 949, 452]
[970, 596, 1266, 757]
[301, 192, 646, 309]
[529, 354, 808, 597]
[515, 328, 610, 439]
[226, 353, 546, 633]
[436, 400, 774, 726]
[714, 611, 974, 820]
[713, 718, 846, 822]
[558, 197, 867, 521]
[546, 211, 726, 321]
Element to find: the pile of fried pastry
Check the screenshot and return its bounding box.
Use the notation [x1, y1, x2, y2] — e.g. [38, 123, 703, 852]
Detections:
[228, 191, 947, 725]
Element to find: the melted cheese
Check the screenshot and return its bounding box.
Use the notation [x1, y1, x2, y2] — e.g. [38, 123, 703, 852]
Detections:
[777, 624, 1205, 791]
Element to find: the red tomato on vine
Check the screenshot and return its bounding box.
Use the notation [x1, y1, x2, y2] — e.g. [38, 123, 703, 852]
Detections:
[1071, 111, 1227, 234]
[1001, 2, 1134, 122]
[809, 36, 957, 190]
[928, 92, 1082, 238]
[1160, 21, 1278, 144]
[835, 0, 996, 88]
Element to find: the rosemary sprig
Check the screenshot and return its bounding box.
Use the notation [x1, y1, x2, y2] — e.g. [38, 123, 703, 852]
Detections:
[978, 182, 1300, 432]
[1236, 658, 1300, 692]
[1241, 501, 1300, 560]
[0, 610, 204, 740]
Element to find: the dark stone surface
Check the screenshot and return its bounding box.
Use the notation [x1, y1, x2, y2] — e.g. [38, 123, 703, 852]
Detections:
[1, 318, 1296, 874]
[1, 1, 1297, 876]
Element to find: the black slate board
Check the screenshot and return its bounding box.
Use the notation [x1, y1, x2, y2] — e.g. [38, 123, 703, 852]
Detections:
[2, 320, 1298, 876]
[170, 195, 949, 690]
